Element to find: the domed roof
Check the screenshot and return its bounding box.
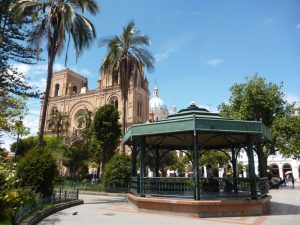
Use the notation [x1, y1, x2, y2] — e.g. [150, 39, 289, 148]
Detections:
[149, 83, 167, 110]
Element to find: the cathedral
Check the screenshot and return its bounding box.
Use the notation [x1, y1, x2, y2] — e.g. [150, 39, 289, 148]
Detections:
[40, 69, 169, 143]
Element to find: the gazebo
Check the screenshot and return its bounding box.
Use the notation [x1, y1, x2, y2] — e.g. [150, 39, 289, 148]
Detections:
[124, 103, 272, 217]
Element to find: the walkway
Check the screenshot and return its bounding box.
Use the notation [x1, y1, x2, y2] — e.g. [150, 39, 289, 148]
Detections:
[39, 182, 300, 225]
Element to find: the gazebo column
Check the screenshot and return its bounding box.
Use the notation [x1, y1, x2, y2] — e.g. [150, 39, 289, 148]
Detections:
[140, 137, 146, 197]
[231, 147, 238, 193]
[131, 144, 137, 177]
[193, 133, 200, 200]
[155, 147, 160, 177]
[246, 136, 258, 200]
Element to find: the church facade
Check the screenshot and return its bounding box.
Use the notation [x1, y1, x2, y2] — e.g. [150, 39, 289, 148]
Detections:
[40, 68, 150, 141]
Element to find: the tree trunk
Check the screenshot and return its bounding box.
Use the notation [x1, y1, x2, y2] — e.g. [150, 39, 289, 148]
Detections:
[96, 162, 101, 179]
[121, 97, 126, 153]
[38, 52, 55, 145]
[101, 159, 106, 178]
[256, 144, 268, 177]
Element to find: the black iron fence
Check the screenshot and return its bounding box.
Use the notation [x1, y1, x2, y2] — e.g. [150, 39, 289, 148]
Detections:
[14, 189, 78, 225]
[54, 181, 130, 193]
[130, 177, 269, 199]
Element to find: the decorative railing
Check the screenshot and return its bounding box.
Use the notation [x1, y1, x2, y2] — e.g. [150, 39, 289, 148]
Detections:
[14, 189, 78, 225]
[130, 176, 269, 199]
[54, 181, 130, 193]
[142, 177, 194, 197]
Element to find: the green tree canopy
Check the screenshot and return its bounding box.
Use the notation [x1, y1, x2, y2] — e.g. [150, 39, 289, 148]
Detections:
[104, 154, 131, 188]
[16, 147, 58, 196]
[101, 21, 155, 146]
[1, 0, 40, 98]
[47, 110, 70, 138]
[93, 104, 121, 177]
[218, 74, 299, 174]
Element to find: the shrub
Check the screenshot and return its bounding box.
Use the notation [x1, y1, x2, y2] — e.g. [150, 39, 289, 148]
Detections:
[0, 160, 36, 222]
[104, 154, 131, 188]
[16, 147, 58, 196]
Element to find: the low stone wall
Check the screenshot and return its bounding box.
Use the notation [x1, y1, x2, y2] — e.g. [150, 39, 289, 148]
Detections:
[19, 199, 83, 225]
[127, 193, 271, 217]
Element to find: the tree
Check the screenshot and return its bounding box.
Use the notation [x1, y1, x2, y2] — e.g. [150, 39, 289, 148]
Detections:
[0, 0, 40, 98]
[218, 74, 294, 176]
[0, 89, 28, 145]
[16, 147, 58, 196]
[272, 109, 300, 159]
[93, 104, 121, 178]
[104, 154, 131, 188]
[12, 0, 99, 144]
[101, 21, 155, 151]
[200, 150, 230, 176]
[63, 146, 89, 177]
[47, 110, 70, 138]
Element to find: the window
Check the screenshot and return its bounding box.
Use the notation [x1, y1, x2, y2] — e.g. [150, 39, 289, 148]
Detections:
[137, 101, 142, 117]
[54, 84, 60, 96]
[73, 86, 78, 94]
[110, 99, 118, 109]
[113, 74, 118, 85]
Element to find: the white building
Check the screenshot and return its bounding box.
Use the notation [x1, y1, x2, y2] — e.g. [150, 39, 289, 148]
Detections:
[149, 83, 169, 121]
[238, 150, 300, 179]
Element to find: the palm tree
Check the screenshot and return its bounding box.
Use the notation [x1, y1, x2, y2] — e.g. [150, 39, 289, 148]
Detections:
[48, 110, 70, 138]
[11, 0, 99, 144]
[101, 21, 154, 151]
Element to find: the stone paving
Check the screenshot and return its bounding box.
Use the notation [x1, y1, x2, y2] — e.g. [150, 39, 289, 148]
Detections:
[39, 182, 300, 225]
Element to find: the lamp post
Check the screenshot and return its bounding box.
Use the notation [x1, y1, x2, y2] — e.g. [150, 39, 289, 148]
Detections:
[14, 119, 23, 165]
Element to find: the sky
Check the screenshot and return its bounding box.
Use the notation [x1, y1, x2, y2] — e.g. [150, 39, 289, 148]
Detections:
[3, 0, 300, 150]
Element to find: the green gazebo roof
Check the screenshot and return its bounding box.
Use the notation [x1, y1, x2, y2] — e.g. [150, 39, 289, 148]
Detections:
[123, 103, 272, 149]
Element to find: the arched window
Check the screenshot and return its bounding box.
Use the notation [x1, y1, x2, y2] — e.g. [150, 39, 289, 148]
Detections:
[51, 107, 58, 116]
[113, 74, 118, 85]
[54, 84, 60, 96]
[282, 163, 292, 178]
[110, 98, 118, 110]
[269, 164, 279, 177]
[137, 101, 142, 117]
[73, 86, 78, 94]
[139, 102, 142, 117]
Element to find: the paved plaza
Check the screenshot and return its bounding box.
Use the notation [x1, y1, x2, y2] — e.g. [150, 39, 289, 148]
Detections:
[39, 182, 300, 225]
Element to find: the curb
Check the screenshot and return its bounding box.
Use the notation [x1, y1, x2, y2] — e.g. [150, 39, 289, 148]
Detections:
[19, 199, 83, 225]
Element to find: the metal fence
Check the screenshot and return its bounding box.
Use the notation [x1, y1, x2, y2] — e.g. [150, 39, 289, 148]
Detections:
[54, 181, 130, 193]
[14, 189, 78, 225]
[130, 176, 269, 199]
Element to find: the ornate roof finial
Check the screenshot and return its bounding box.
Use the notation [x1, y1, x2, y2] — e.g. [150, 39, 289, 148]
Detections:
[153, 80, 159, 97]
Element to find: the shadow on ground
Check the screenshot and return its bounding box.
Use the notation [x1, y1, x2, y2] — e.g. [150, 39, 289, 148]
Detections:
[270, 202, 300, 215]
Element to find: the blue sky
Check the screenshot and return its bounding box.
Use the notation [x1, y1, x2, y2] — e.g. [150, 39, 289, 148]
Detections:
[3, 0, 300, 149]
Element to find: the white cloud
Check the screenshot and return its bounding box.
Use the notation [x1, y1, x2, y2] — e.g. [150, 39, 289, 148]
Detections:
[154, 32, 195, 63]
[14, 63, 65, 78]
[157, 11, 182, 21]
[70, 66, 92, 76]
[155, 49, 176, 63]
[192, 12, 200, 16]
[204, 58, 224, 66]
[284, 93, 300, 106]
[296, 23, 300, 30]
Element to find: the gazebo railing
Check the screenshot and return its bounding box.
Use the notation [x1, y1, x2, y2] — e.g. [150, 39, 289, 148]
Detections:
[143, 177, 194, 197]
[130, 176, 269, 199]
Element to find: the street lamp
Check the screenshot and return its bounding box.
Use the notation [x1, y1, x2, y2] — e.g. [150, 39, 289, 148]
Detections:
[14, 119, 23, 164]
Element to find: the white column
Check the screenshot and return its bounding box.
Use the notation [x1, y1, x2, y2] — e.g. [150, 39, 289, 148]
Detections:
[279, 164, 283, 178]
